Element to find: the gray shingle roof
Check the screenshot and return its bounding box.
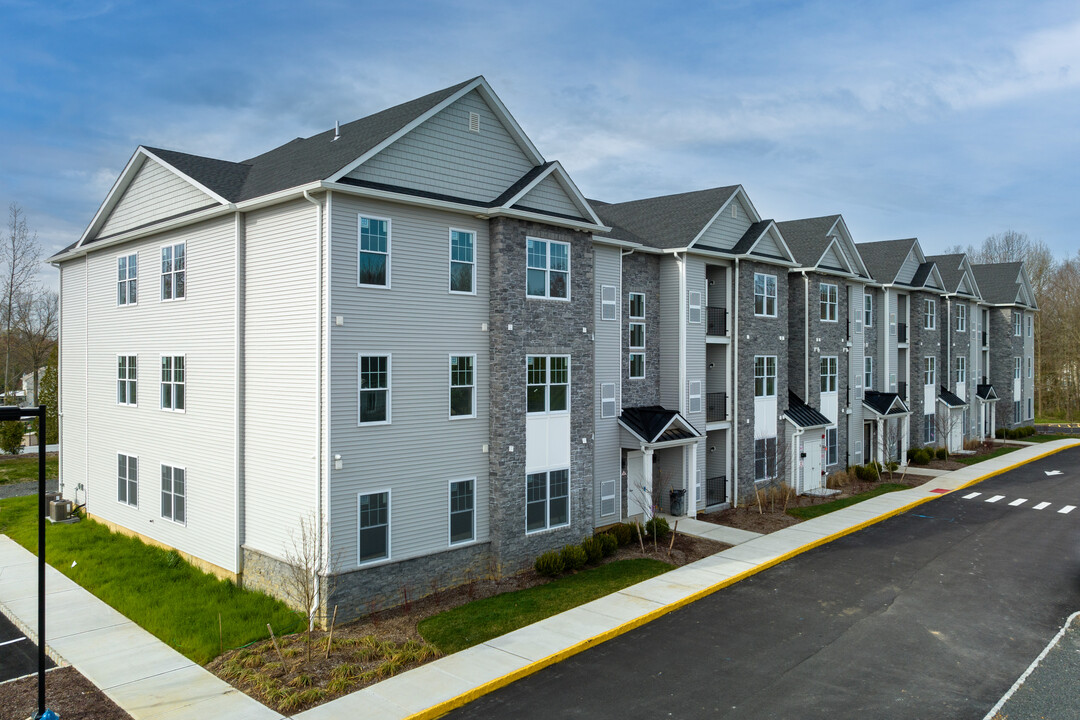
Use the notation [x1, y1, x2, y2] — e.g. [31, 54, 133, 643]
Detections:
[976, 384, 998, 401]
[730, 221, 774, 255]
[774, 215, 840, 268]
[926, 254, 967, 293]
[911, 261, 935, 288]
[863, 390, 910, 416]
[857, 238, 917, 284]
[589, 186, 741, 250]
[619, 406, 700, 443]
[971, 262, 1024, 304]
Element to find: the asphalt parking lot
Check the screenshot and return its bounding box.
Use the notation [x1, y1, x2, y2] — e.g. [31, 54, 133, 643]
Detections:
[0, 612, 53, 683]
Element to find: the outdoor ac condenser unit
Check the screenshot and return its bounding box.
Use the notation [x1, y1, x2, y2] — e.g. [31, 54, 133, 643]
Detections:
[49, 499, 72, 523]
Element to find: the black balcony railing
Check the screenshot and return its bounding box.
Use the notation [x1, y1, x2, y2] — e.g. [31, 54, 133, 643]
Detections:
[707, 392, 727, 422]
[898, 322, 908, 343]
[898, 381, 907, 401]
[707, 307, 728, 337]
[706, 475, 727, 506]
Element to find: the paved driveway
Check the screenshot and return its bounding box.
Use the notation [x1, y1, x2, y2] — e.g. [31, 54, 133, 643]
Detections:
[446, 447, 1080, 720]
[0, 612, 53, 682]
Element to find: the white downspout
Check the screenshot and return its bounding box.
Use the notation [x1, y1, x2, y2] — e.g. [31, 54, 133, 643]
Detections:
[945, 297, 952, 394]
[732, 258, 740, 509]
[303, 189, 324, 629]
[803, 271, 810, 396]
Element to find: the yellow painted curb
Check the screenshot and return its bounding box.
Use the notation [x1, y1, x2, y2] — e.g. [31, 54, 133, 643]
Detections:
[407, 441, 1080, 720]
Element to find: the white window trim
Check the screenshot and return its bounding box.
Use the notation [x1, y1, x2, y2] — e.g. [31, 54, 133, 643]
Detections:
[448, 353, 477, 420]
[601, 284, 617, 321]
[357, 489, 391, 566]
[688, 290, 702, 324]
[864, 293, 874, 327]
[754, 273, 777, 318]
[525, 236, 571, 301]
[864, 356, 873, 391]
[924, 298, 936, 330]
[826, 426, 838, 466]
[600, 478, 617, 517]
[820, 356, 838, 394]
[628, 353, 645, 380]
[629, 322, 646, 350]
[357, 214, 392, 289]
[1014, 357, 1022, 380]
[447, 478, 476, 547]
[628, 292, 645, 320]
[525, 468, 571, 535]
[1027, 356, 1033, 379]
[117, 252, 138, 307]
[689, 380, 702, 414]
[527, 354, 570, 415]
[1014, 312, 1022, 336]
[159, 463, 187, 526]
[117, 452, 138, 508]
[957, 356, 966, 384]
[925, 357, 936, 387]
[601, 382, 617, 419]
[956, 304, 966, 332]
[159, 353, 186, 414]
[159, 241, 186, 303]
[358, 353, 392, 426]
[754, 355, 777, 398]
[117, 353, 138, 407]
[448, 228, 476, 296]
[820, 283, 838, 323]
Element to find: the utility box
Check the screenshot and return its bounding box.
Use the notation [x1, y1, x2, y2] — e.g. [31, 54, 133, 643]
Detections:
[49, 499, 73, 523]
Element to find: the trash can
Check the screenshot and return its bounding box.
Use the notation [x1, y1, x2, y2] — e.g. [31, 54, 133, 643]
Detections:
[669, 488, 687, 516]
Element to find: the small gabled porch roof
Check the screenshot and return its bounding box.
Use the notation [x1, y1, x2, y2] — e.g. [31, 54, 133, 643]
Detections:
[619, 406, 702, 449]
[863, 391, 910, 417]
[976, 384, 999, 402]
[784, 391, 833, 429]
[938, 386, 968, 408]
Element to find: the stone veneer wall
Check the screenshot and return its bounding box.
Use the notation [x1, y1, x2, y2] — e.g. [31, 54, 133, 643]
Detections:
[863, 287, 879, 390]
[989, 307, 1022, 427]
[736, 259, 789, 501]
[907, 289, 942, 446]
[486, 217, 595, 572]
[946, 298, 974, 437]
[621, 252, 661, 408]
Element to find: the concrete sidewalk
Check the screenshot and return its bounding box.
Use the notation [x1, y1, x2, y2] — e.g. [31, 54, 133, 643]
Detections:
[2, 439, 1077, 720]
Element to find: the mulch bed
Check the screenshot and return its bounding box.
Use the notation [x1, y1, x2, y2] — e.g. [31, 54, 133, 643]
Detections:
[0, 666, 131, 720]
[208, 530, 728, 714]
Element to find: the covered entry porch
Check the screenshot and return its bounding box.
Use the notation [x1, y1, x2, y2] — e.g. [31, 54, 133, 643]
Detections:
[863, 390, 911, 466]
[618, 406, 703, 520]
[782, 392, 834, 495]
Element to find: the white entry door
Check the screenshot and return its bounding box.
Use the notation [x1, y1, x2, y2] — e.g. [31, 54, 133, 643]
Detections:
[802, 438, 823, 493]
[626, 450, 650, 518]
[949, 410, 963, 452]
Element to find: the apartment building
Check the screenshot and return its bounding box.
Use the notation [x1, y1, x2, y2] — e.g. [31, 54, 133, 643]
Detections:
[52, 75, 1036, 617]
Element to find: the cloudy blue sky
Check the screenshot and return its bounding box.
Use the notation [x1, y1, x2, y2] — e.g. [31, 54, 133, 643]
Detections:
[3, 0, 1079, 269]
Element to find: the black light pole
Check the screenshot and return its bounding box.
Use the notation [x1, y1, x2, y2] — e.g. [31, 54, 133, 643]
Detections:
[1, 405, 48, 719]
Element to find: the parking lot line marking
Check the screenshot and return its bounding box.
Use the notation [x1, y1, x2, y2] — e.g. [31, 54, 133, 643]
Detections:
[1033, 502, 1051, 510]
[0, 637, 26, 647]
[1058, 505, 1075, 514]
[1009, 498, 1028, 506]
[963, 492, 982, 499]
[986, 495, 1005, 503]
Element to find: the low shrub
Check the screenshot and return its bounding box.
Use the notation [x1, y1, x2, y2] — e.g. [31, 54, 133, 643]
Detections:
[935, 447, 948, 460]
[995, 428, 1006, 439]
[535, 550, 564, 578]
[643, 516, 670, 542]
[0, 421, 25, 456]
[560, 544, 588, 572]
[885, 460, 900, 472]
[1022, 425, 1036, 437]
[598, 532, 618, 557]
[581, 536, 604, 565]
[610, 523, 632, 546]
[910, 448, 932, 465]
[854, 463, 880, 482]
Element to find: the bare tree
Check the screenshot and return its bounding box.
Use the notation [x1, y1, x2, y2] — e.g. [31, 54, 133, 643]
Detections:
[16, 288, 57, 405]
[932, 405, 964, 460]
[2, 204, 41, 394]
[282, 512, 335, 648]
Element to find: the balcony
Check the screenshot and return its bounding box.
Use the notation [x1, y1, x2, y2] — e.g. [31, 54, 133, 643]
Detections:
[898, 322, 908, 343]
[706, 475, 727, 506]
[898, 381, 907, 401]
[707, 392, 728, 422]
[706, 307, 728, 337]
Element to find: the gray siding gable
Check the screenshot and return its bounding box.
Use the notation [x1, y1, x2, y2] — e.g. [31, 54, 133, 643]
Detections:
[897, 247, 921, 285]
[346, 90, 536, 204]
[97, 157, 218, 239]
[514, 173, 584, 219]
[696, 196, 752, 250]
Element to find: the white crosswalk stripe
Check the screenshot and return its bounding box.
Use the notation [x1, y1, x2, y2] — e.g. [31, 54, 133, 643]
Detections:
[957, 495, 1075, 513]
[986, 495, 1005, 503]
[1059, 505, 1075, 514]
[1034, 502, 1051, 510]
[963, 492, 981, 499]
[1009, 498, 1028, 506]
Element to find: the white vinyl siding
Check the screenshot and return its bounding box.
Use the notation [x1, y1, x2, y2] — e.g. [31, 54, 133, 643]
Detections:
[98, 157, 217, 239]
[513, 174, 583, 218]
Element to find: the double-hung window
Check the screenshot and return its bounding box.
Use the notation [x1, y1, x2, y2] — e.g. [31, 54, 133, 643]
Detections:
[117, 453, 138, 507]
[449, 355, 475, 418]
[359, 355, 390, 424]
[754, 273, 777, 317]
[358, 491, 390, 563]
[161, 242, 185, 300]
[1014, 312, 1022, 336]
[1027, 315, 1032, 337]
[449, 229, 475, 294]
[160, 464, 186, 524]
[117, 355, 137, 406]
[820, 356, 838, 393]
[526, 469, 569, 532]
[160, 356, 185, 411]
[924, 298, 936, 330]
[358, 216, 390, 287]
[1028, 397, 1034, 419]
[449, 479, 474, 545]
[956, 304, 966, 332]
[628, 293, 645, 380]
[117, 253, 137, 306]
[864, 357, 873, 390]
[1027, 356, 1033, 379]
[864, 293, 873, 327]
[826, 427, 838, 466]
[754, 356, 776, 397]
[1014, 357, 1022, 380]
[527, 355, 569, 413]
[924, 415, 935, 443]
[956, 356, 966, 384]
[820, 283, 838, 322]
[924, 356, 936, 386]
[526, 238, 569, 299]
[754, 438, 777, 481]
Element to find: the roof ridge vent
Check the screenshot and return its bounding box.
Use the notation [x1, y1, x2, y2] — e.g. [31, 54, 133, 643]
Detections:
[332, 120, 340, 142]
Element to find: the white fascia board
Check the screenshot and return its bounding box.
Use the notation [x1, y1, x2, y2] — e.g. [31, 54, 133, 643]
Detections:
[832, 215, 872, 279]
[1018, 266, 1039, 309]
[500, 161, 606, 228]
[687, 185, 759, 249]
[473, 80, 546, 166]
[617, 420, 650, 444]
[321, 181, 608, 233]
[592, 234, 645, 250]
[961, 258, 984, 301]
[745, 222, 798, 265]
[75, 149, 146, 248]
[925, 265, 946, 292]
[733, 185, 763, 223]
[815, 237, 855, 274]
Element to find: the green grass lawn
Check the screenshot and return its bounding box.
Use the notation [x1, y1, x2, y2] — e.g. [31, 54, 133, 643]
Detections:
[0, 495, 302, 663]
[418, 558, 672, 654]
[786, 483, 910, 521]
[1026, 434, 1075, 443]
[0, 452, 59, 485]
[955, 446, 1020, 465]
